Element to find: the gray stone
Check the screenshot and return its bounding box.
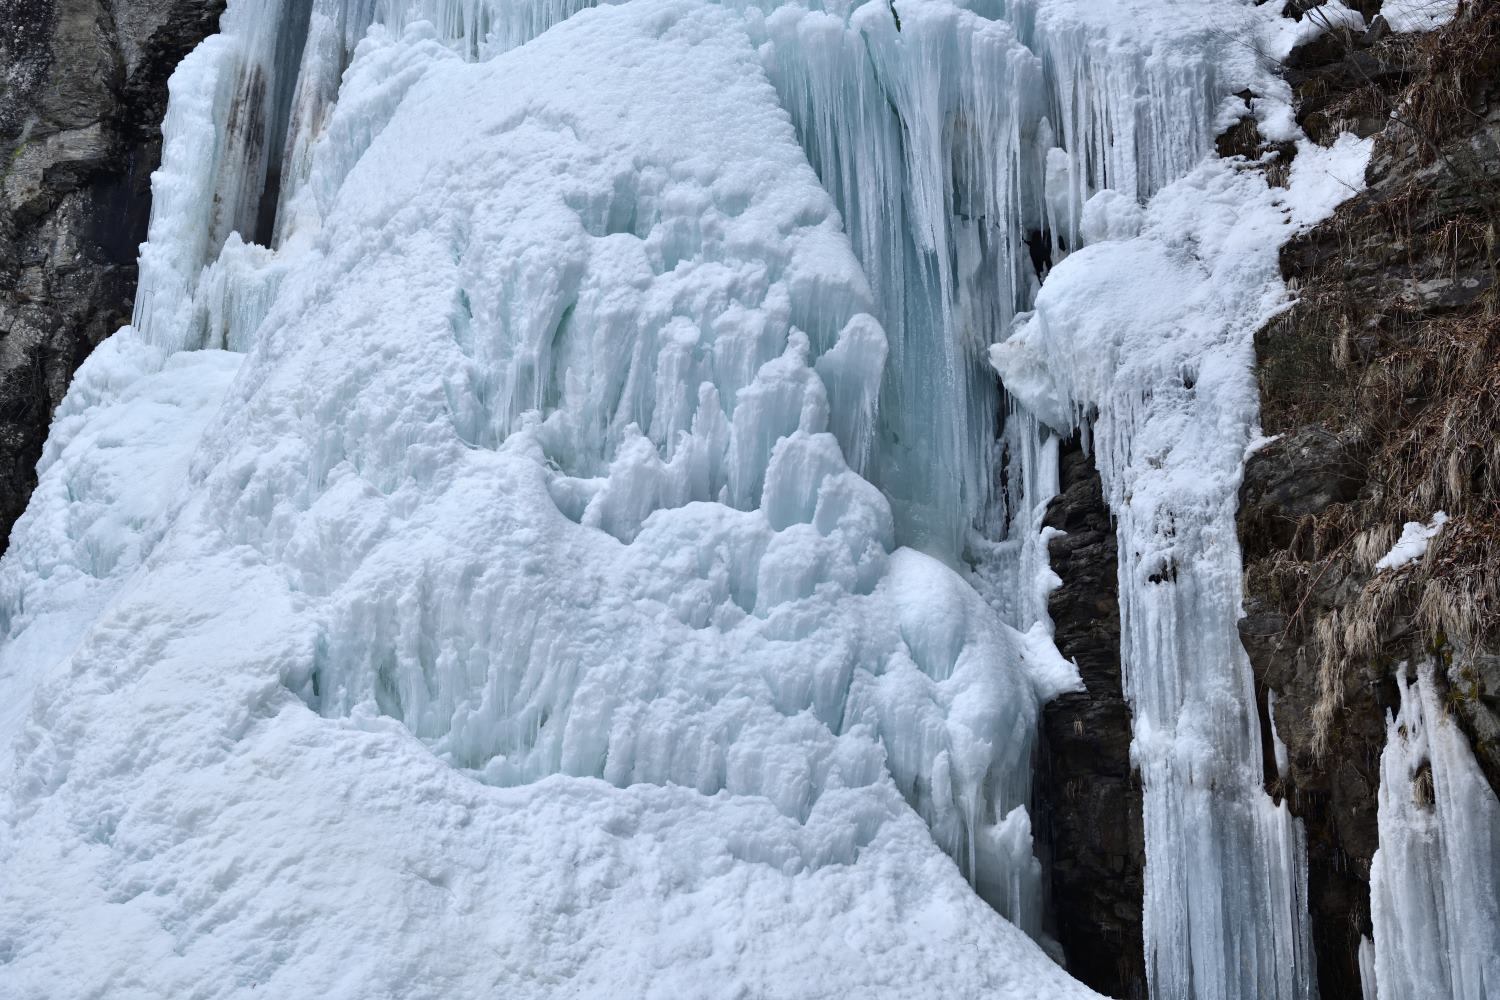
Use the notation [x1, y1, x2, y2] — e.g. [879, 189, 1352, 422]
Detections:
[1034, 439, 1147, 1000]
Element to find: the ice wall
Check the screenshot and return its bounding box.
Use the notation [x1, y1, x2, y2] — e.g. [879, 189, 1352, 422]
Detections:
[1368, 663, 1500, 1000]
[0, 0, 1388, 995]
[0, 0, 1104, 994]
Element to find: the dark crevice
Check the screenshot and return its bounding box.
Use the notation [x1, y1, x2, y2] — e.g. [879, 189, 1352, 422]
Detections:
[1034, 436, 1147, 999]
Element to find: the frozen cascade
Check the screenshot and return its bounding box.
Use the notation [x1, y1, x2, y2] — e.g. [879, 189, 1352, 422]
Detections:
[0, 0, 1097, 993]
[136, 0, 1251, 557]
[0, 0, 1379, 995]
[1367, 663, 1500, 1000]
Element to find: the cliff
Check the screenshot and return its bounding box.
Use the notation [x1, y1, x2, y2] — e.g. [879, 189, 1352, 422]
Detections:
[0, 0, 224, 545]
[1240, 2, 1500, 994]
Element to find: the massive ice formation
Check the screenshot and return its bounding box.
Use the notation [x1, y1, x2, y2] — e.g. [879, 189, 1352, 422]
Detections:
[0, 0, 1402, 993]
[0, 0, 1088, 995]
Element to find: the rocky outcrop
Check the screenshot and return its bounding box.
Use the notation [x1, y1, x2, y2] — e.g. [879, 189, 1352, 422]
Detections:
[1036, 439, 1147, 1000]
[1238, 426, 1391, 999]
[0, 0, 224, 547]
[1240, 3, 1500, 995]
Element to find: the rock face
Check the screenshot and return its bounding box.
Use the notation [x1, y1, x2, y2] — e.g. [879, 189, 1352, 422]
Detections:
[1240, 4, 1500, 995]
[0, 0, 224, 547]
[1238, 426, 1391, 1000]
[1036, 440, 1147, 1000]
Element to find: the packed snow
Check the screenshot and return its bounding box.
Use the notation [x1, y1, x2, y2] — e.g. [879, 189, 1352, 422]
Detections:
[1380, 0, 1460, 33]
[1374, 512, 1448, 571]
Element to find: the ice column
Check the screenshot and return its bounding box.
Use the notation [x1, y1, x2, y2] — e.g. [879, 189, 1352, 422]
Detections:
[754, 1, 1051, 560]
[133, 0, 316, 350]
[1119, 495, 1318, 1000]
[1369, 663, 1500, 1000]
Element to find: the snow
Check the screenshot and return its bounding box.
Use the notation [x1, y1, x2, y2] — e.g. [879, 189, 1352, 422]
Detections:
[1381, 0, 1460, 33]
[0, 337, 241, 776]
[1374, 512, 1448, 571]
[1368, 662, 1500, 1000]
[0, 0, 1102, 995]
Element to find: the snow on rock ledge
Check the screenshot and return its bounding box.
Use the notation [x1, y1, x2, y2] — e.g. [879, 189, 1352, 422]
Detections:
[0, 2, 1089, 997]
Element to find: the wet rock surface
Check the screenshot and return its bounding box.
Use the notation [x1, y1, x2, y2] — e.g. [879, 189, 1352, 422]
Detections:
[1036, 440, 1146, 1000]
[0, 0, 224, 548]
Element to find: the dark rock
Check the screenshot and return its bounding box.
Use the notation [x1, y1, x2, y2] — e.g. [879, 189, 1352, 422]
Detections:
[1238, 423, 1391, 999]
[1242, 6, 1500, 995]
[1239, 426, 1364, 557]
[1035, 439, 1147, 999]
[1215, 115, 1264, 160]
[0, 0, 225, 551]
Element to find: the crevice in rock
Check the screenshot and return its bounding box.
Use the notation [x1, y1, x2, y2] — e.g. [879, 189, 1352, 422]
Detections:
[1034, 436, 1146, 1000]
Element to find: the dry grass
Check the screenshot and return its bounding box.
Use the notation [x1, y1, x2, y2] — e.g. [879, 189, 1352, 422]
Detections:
[1252, 0, 1500, 756]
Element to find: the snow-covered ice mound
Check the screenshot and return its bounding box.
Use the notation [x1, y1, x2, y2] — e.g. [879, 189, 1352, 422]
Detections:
[0, 2, 1090, 996]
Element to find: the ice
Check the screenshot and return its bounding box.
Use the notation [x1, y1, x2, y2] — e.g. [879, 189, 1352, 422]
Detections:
[1368, 663, 1500, 1000]
[0, 0, 1100, 994]
[131, 0, 315, 350]
[0, 0, 1404, 992]
[0, 334, 241, 775]
[991, 111, 1375, 1000]
[749, 0, 1259, 560]
[1360, 935, 1379, 1000]
[1374, 512, 1448, 572]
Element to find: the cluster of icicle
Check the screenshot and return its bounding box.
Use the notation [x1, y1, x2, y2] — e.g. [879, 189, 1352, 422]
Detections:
[132, 0, 1225, 560]
[1366, 662, 1500, 1000]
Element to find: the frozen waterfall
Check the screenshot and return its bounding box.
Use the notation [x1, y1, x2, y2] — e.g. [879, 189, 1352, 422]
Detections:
[0, 0, 1386, 996]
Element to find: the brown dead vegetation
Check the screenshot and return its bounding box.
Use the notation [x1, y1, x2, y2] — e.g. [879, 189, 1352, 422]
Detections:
[1252, 0, 1500, 756]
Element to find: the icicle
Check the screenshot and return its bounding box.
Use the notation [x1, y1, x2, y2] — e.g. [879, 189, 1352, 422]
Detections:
[1369, 662, 1500, 1000]
[1359, 935, 1378, 1000]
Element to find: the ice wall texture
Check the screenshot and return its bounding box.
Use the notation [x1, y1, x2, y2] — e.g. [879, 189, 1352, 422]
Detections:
[0, 0, 1096, 996]
[1368, 664, 1500, 1000]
